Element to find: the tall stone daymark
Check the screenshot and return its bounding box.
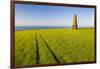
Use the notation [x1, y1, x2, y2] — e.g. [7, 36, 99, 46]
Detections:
[72, 15, 78, 30]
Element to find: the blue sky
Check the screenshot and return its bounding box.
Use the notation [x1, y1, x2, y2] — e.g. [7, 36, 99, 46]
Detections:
[15, 4, 94, 27]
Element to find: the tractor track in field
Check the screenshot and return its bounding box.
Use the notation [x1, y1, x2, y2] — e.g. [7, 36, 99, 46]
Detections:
[35, 33, 40, 64]
[38, 33, 60, 63]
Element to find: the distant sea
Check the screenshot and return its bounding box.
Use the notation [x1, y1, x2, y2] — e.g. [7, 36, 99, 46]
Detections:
[15, 26, 94, 31]
[15, 26, 71, 31]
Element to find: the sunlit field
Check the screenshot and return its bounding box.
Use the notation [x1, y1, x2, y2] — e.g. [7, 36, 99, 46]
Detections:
[15, 28, 95, 67]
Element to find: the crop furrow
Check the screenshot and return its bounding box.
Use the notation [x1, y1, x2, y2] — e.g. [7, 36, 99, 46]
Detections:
[39, 34, 60, 63]
[35, 33, 40, 64]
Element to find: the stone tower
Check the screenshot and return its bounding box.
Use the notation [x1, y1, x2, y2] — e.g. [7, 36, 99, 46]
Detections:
[72, 15, 78, 30]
